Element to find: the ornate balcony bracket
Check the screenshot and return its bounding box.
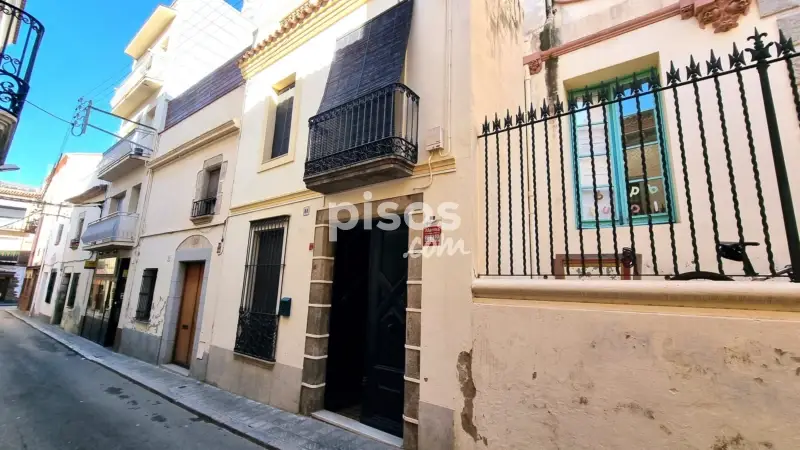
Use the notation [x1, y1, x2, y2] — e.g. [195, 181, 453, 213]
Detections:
[680, 0, 752, 33]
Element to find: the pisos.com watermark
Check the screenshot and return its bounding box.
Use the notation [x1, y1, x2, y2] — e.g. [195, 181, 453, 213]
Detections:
[326, 191, 470, 258]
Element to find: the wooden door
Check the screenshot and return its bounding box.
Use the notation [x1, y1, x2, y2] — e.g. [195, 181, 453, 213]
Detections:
[361, 224, 408, 437]
[173, 262, 204, 367]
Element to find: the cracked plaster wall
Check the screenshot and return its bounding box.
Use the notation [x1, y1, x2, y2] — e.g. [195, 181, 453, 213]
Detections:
[458, 301, 800, 449]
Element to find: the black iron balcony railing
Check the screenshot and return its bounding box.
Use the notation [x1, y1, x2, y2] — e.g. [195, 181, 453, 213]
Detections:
[191, 197, 216, 218]
[0, 1, 43, 121]
[305, 83, 419, 178]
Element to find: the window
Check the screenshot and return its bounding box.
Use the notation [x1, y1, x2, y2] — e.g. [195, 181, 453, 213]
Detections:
[108, 193, 125, 215]
[128, 185, 141, 214]
[73, 215, 85, 246]
[205, 168, 220, 199]
[44, 271, 56, 304]
[267, 83, 295, 162]
[234, 216, 288, 362]
[570, 72, 673, 228]
[135, 269, 158, 321]
[66, 273, 80, 308]
[54, 223, 64, 245]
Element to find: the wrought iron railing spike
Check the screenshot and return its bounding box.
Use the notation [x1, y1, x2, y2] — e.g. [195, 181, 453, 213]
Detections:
[666, 61, 681, 85]
[746, 28, 773, 62]
[707, 49, 723, 74]
[515, 106, 525, 126]
[540, 98, 549, 118]
[582, 87, 593, 106]
[729, 42, 746, 68]
[686, 55, 703, 79]
[777, 29, 795, 56]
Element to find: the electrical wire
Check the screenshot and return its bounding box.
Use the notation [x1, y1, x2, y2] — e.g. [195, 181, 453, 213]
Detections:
[24, 100, 74, 125]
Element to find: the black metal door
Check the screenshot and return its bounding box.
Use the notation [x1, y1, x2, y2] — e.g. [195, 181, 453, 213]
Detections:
[104, 258, 129, 347]
[361, 224, 408, 437]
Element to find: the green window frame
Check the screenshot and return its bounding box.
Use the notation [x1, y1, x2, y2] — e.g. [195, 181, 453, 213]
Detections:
[569, 70, 675, 229]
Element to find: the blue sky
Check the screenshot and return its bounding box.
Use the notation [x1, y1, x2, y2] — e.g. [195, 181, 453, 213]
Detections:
[1, 0, 239, 187]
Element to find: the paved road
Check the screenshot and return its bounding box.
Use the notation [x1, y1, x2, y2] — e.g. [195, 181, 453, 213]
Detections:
[0, 312, 264, 450]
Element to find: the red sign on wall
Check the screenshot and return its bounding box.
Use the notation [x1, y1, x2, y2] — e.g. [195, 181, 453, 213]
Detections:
[423, 225, 441, 247]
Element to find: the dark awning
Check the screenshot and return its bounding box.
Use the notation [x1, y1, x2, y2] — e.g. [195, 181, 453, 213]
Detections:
[317, 0, 414, 113]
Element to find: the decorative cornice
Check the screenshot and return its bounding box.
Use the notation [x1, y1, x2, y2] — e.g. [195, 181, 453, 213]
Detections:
[523, 0, 750, 75]
[238, 0, 368, 79]
[230, 189, 323, 216]
[411, 156, 457, 177]
[148, 120, 240, 171]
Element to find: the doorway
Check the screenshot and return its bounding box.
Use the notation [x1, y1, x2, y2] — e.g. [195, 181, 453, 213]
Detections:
[173, 262, 204, 368]
[325, 221, 408, 437]
[51, 272, 71, 325]
[105, 258, 129, 347]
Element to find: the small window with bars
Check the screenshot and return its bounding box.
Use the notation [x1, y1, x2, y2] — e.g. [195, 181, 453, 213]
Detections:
[234, 216, 288, 362]
[66, 273, 80, 308]
[135, 269, 158, 321]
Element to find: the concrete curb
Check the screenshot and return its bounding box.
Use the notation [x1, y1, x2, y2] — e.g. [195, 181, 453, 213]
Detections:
[6, 310, 282, 450]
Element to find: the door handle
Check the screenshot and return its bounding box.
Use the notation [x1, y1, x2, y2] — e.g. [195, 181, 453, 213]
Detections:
[181, 324, 189, 330]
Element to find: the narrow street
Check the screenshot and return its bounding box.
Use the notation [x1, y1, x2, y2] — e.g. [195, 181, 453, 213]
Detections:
[0, 311, 264, 450]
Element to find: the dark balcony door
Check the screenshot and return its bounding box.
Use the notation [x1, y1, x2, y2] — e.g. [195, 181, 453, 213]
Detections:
[325, 222, 407, 437]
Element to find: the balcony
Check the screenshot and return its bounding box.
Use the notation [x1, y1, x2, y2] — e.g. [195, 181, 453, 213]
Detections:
[0, 217, 37, 235]
[0, 250, 20, 264]
[97, 127, 154, 182]
[81, 212, 139, 251]
[110, 50, 166, 118]
[0, 2, 44, 165]
[190, 197, 216, 223]
[304, 83, 419, 194]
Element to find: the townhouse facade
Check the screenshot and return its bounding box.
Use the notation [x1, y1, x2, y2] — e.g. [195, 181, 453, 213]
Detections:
[68, 0, 254, 349]
[26, 153, 101, 323]
[0, 181, 41, 303]
[116, 54, 247, 376]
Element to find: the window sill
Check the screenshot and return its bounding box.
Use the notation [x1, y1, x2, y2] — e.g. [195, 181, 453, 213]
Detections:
[190, 213, 216, 224]
[259, 154, 294, 173]
[233, 351, 276, 369]
[134, 318, 151, 324]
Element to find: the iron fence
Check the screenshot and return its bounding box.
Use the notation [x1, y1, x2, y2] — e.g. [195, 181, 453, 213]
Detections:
[479, 30, 800, 281]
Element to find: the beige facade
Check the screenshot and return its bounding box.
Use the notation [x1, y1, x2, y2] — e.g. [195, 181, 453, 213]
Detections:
[117, 86, 244, 371]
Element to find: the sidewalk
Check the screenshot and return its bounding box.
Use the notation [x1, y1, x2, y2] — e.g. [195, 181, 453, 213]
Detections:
[7, 310, 396, 450]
